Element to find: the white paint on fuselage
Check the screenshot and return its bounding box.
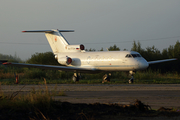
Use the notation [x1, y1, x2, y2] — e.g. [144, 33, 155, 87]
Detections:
[57, 51, 149, 71]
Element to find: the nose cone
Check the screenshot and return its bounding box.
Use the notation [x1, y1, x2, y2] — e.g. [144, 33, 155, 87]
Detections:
[139, 59, 149, 70]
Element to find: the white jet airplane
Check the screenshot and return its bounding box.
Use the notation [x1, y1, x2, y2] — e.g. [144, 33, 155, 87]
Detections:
[3, 29, 177, 83]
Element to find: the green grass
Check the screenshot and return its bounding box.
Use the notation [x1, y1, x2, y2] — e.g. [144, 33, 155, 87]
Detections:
[1, 77, 180, 85]
[0, 70, 180, 84]
[0, 80, 68, 119]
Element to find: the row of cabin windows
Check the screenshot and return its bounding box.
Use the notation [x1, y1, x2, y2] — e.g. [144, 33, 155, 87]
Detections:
[125, 54, 142, 58]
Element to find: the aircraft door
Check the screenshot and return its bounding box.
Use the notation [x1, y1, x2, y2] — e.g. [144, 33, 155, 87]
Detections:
[87, 56, 91, 64]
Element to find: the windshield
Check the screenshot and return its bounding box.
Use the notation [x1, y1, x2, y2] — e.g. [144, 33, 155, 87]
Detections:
[125, 54, 142, 58]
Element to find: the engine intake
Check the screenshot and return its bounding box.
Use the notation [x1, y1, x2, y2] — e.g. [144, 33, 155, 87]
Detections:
[58, 57, 72, 65]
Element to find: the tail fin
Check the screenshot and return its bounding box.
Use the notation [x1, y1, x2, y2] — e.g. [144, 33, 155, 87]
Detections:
[22, 29, 74, 54]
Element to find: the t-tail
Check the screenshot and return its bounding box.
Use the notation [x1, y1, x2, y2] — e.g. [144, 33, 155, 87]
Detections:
[22, 29, 85, 54]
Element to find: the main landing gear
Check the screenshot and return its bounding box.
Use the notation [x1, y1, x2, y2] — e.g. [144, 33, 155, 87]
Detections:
[72, 71, 136, 84]
[72, 73, 80, 82]
[102, 73, 111, 83]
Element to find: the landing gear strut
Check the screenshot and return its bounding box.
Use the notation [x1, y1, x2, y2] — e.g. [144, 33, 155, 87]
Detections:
[102, 73, 111, 83]
[72, 73, 80, 82]
[129, 75, 134, 84]
[129, 71, 135, 84]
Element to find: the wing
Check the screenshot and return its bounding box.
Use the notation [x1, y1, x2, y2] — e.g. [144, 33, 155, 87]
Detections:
[3, 62, 98, 73]
[0, 60, 8, 64]
[148, 58, 177, 65]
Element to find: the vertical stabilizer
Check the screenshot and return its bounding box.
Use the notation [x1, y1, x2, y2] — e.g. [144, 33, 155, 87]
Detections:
[22, 30, 74, 54]
[45, 30, 70, 54]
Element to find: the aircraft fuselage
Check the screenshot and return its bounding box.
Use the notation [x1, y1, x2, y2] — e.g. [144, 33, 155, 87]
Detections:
[57, 51, 149, 71]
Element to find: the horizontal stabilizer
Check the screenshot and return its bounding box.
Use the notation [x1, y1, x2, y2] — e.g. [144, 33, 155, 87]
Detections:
[22, 30, 74, 33]
[22, 29, 76, 53]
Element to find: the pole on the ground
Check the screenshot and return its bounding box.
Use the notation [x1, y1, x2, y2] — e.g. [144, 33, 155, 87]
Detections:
[15, 75, 19, 84]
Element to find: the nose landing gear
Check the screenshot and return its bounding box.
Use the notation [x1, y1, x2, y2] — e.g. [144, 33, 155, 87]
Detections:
[129, 75, 134, 84]
[129, 71, 136, 84]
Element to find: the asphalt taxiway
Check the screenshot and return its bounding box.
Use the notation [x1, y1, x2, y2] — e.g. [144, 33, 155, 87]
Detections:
[1, 84, 180, 109]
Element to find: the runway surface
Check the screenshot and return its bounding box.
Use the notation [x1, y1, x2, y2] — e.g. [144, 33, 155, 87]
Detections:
[1, 84, 180, 109]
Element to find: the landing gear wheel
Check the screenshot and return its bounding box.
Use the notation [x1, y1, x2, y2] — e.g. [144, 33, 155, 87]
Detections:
[129, 71, 135, 84]
[129, 78, 134, 84]
[72, 75, 79, 82]
[102, 74, 110, 83]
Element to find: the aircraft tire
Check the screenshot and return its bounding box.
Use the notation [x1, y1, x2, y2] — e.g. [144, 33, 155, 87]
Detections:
[102, 74, 110, 83]
[129, 79, 134, 84]
[72, 75, 79, 82]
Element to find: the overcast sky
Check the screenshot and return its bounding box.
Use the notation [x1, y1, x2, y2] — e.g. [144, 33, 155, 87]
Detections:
[0, 0, 180, 60]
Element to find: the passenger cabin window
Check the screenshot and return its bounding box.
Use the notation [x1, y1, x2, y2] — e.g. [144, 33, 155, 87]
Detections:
[125, 54, 142, 58]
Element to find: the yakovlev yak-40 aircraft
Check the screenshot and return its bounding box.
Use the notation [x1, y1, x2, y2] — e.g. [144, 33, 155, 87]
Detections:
[3, 29, 177, 83]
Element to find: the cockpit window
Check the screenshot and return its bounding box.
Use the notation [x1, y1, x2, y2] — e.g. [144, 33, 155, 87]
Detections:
[136, 54, 142, 57]
[125, 54, 141, 58]
[131, 54, 137, 57]
[125, 54, 132, 58]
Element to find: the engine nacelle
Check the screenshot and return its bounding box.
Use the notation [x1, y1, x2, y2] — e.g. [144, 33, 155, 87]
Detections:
[58, 57, 72, 65]
[66, 44, 85, 52]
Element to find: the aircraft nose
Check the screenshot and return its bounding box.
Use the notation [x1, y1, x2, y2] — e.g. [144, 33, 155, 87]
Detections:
[139, 60, 149, 70]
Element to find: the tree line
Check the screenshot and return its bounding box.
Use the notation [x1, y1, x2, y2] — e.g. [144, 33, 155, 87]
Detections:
[131, 41, 180, 72]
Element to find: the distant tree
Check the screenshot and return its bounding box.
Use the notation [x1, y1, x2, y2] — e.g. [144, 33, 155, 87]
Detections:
[99, 47, 104, 51]
[162, 49, 169, 59]
[0, 53, 22, 62]
[86, 48, 96, 51]
[131, 41, 142, 53]
[166, 41, 180, 72]
[26, 52, 59, 65]
[168, 45, 175, 58]
[130, 40, 180, 72]
[173, 40, 180, 58]
[131, 41, 137, 51]
[108, 44, 120, 51]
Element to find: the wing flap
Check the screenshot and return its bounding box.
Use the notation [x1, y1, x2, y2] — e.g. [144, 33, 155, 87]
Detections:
[148, 58, 177, 64]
